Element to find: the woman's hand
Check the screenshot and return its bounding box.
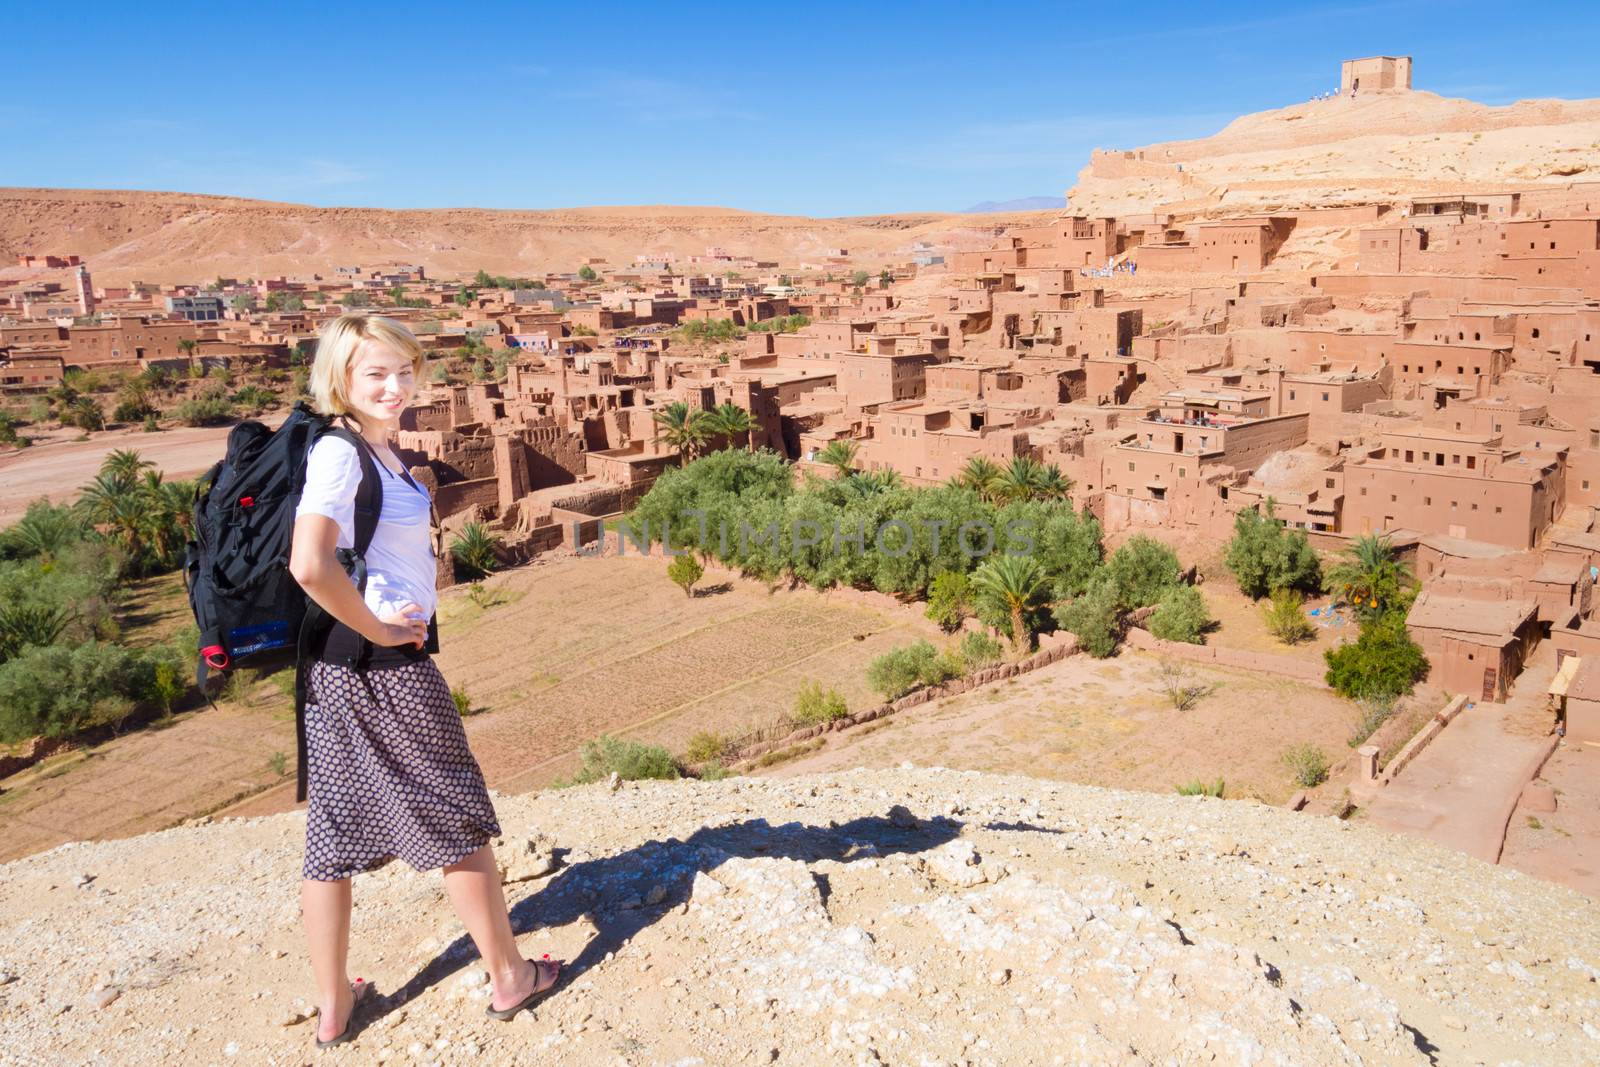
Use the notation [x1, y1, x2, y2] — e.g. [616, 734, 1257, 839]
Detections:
[377, 602, 428, 649]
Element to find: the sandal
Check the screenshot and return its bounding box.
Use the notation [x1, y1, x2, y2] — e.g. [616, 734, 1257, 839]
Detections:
[485, 955, 561, 1022]
[314, 977, 374, 1050]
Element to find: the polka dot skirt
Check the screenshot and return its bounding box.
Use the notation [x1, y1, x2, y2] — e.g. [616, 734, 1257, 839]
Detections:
[302, 658, 501, 882]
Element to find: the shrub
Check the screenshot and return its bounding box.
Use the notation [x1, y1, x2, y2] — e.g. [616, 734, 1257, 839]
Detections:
[1175, 778, 1225, 798]
[958, 630, 1004, 671]
[925, 570, 971, 632]
[450, 522, 502, 580]
[1157, 658, 1209, 710]
[1263, 588, 1315, 645]
[1148, 585, 1210, 644]
[561, 735, 680, 785]
[0, 641, 149, 742]
[1348, 694, 1397, 748]
[1223, 501, 1321, 599]
[451, 686, 475, 716]
[142, 414, 161, 433]
[172, 393, 235, 426]
[698, 760, 732, 781]
[683, 731, 728, 763]
[1281, 743, 1330, 788]
[1324, 614, 1428, 700]
[866, 640, 952, 700]
[1106, 535, 1183, 609]
[667, 552, 704, 597]
[1054, 573, 1122, 658]
[268, 751, 288, 777]
[65, 397, 105, 432]
[792, 681, 850, 725]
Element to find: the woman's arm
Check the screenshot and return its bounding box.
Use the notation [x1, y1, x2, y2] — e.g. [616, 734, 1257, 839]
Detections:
[289, 513, 426, 649]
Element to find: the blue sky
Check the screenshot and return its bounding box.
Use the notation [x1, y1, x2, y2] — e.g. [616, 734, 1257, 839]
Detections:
[2, 1, 1594, 216]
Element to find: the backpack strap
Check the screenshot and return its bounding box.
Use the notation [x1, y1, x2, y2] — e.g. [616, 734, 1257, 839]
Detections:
[292, 418, 385, 804]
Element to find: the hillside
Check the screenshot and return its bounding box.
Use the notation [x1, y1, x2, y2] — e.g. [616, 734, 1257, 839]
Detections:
[3, 769, 1597, 1063]
[0, 189, 1052, 285]
[1068, 90, 1600, 217]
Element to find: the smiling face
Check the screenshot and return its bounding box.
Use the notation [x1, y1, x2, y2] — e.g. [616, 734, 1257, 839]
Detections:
[344, 337, 416, 428]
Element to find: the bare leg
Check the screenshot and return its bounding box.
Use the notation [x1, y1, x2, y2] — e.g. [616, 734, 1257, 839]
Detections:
[301, 877, 355, 1042]
[443, 843, 557, 1011]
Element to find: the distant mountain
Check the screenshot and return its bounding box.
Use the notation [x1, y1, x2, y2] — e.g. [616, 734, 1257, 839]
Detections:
[962, 196, 1067, 213]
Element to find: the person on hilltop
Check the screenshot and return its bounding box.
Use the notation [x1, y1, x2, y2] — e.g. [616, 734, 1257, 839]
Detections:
[288, 314, 559, 1048]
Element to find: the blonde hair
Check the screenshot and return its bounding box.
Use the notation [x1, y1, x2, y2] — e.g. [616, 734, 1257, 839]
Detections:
[308, 314, 425, 418]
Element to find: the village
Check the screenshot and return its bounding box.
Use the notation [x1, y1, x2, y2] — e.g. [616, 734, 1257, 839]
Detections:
[3, 56, 1600, 885]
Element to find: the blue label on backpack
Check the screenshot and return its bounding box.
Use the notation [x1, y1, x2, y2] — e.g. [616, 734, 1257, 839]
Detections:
[229, 619, 291, 656]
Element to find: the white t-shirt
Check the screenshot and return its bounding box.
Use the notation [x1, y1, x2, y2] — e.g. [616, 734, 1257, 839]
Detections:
[295, 434, 438, 621]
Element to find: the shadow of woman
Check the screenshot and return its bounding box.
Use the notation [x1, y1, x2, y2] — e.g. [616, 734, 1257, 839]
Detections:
[373, 812, 964, 1021]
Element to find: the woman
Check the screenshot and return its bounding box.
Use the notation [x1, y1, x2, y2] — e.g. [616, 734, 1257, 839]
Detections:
[288, 314, 558, 1048]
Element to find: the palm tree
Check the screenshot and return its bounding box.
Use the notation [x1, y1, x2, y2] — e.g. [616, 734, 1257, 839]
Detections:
[708, 401, 756, 451]
[841, 468, 902, 498]
[971, 554, 1049, 654]
[954, 456, 1001, 501]
[450, 522, 503, 580]
[652, 402, 712, 466]
[816, 439, 859, 479]
[9, 505, 84, 562]
[1034, 464, 1073, 502]
[176, 338, 198, 365]
[102, 449, 153, 486]
[1325, 533, 1414, 621]
[989, 456, 1047, 505]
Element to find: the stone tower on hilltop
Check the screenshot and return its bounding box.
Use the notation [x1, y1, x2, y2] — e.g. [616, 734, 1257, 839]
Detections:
[1340, 55, 1412, 93]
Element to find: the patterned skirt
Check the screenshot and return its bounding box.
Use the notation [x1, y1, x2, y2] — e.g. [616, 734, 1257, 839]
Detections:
[302, 657, 501, 881]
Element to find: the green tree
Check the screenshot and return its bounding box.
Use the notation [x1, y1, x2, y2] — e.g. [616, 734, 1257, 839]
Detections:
[925, 570, 972, 632]
[1054, 573, 1123, 658]
[577, 265, 598, 282]
[474, 269, 495, 288]
[1324, 533, 1415, 623]
[953, 456, 1001, 502]
[450, 522, 502, 580]
[1223, 500, 1321, 599]
[340, 291, 370, 308]
[706, 401, 756, 451]
[455, 288, 476, 307]
[1106, 534, 1182, 609]
[815, 439, 859, 478]
[970, 554, 1048, 653]
[1148, 584, 1210, 644]
[1324, 614, 1428, 700]
[852, 270, 871, 287]
[667, 552, 704, 597]
[652, 402, 713, 465]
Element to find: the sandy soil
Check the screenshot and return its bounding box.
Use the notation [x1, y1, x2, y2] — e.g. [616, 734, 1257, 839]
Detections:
[770, 648, 1360, 804]
[1502, 742, 1600, 898]
[1068, 89, 1600, 217]
[0, 188, 1055, 286]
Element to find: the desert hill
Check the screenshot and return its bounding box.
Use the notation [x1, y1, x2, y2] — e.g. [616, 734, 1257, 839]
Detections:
[2, 768, 1597, 1063]
[1068, 89, 1600, 218]
[0, 188, 1054, 286]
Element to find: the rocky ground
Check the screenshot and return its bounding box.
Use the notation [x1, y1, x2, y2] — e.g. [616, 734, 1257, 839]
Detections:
[2, 768, 1597, 1066]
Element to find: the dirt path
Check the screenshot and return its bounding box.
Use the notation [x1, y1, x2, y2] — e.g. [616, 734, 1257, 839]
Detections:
[1362, 648, 1560, 864]
[1502, 741, 1600, 898]
[0, 413, 286, 524]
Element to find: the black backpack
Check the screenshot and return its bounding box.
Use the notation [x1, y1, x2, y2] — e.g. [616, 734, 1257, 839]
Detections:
[184, 400, 383, 801]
